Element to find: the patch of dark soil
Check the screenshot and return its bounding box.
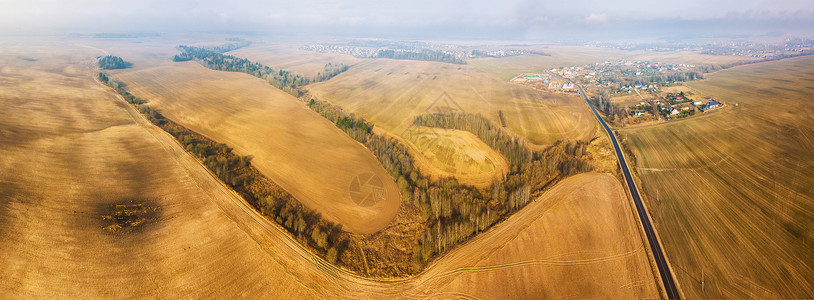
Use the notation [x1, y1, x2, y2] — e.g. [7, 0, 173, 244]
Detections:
[98, 199, 160, 234]
[0, 180, 19, 230]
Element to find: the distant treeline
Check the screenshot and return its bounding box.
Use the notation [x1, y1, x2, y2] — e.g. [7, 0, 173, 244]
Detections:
[470, 49, 550, 58]
[97, 55, 130, 69]
[600, 70, 705, 88]
[174, 45, 306, 96]
[696, 50, 814, 73]
[375, 49, 465, 64]
[308, 99, 373, 142]
[314, 63, 349, 82]
[92, 33, 160, 39]
[598, 50, 814, 88]
[98, 71, 350, 264]
[174, 44, 349, 97]
[198, 39, 252, 53]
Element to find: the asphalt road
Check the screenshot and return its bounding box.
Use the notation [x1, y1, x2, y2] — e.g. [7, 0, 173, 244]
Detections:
[574, 83, 681, 299]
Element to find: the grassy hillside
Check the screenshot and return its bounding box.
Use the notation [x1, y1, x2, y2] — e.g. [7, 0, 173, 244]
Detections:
[621, 55, 814, 298]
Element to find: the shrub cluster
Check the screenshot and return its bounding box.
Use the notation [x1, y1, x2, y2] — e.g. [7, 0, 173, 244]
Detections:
[97, 55, 129, 69]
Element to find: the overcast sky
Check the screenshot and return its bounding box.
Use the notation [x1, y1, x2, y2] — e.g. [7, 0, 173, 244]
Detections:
[1, 0, 813, 40]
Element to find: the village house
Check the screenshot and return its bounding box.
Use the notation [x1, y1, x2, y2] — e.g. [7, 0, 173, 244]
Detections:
[702, 100, 721, 111]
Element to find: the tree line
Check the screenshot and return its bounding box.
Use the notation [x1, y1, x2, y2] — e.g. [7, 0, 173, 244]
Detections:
[591, 88, 629, 126]
[596, 70, 704, 89]
[173, 44, 349, 97]
[99, 71, 350, 264]
[307, 99, 373, 143]
[375, 49, 465, 64]
[97, 55, 129, 69]
[172, 39, 251, 63]
[698, 49, 814, 72]
[313, 63, 349, 82]
[174, 45, 307, 96]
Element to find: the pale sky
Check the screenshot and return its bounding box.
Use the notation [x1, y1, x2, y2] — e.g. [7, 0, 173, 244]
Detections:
[1, 0, 812, 39]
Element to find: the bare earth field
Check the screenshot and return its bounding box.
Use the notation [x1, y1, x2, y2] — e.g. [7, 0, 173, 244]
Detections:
[413, 172, 659, 299]
[307, 58, 598, 183]
[1, 41, 658, 298]
[111, 60, 400, 234]
[622, 55, 814, 298]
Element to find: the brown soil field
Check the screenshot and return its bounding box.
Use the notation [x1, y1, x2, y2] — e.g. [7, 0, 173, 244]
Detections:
[307, 58, 599, 183]
[621, 55, 814, 298]
[230, 41, 362, 78]
[399, 172, 659, 298]
[1, 40, 658, 298]
[110, 60, 401, 234]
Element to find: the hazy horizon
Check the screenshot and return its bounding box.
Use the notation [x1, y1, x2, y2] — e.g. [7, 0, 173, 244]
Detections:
[2, 0, 813, 41]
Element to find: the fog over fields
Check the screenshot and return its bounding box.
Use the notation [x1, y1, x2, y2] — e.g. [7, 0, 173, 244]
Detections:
[2, 0, 813, 39]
